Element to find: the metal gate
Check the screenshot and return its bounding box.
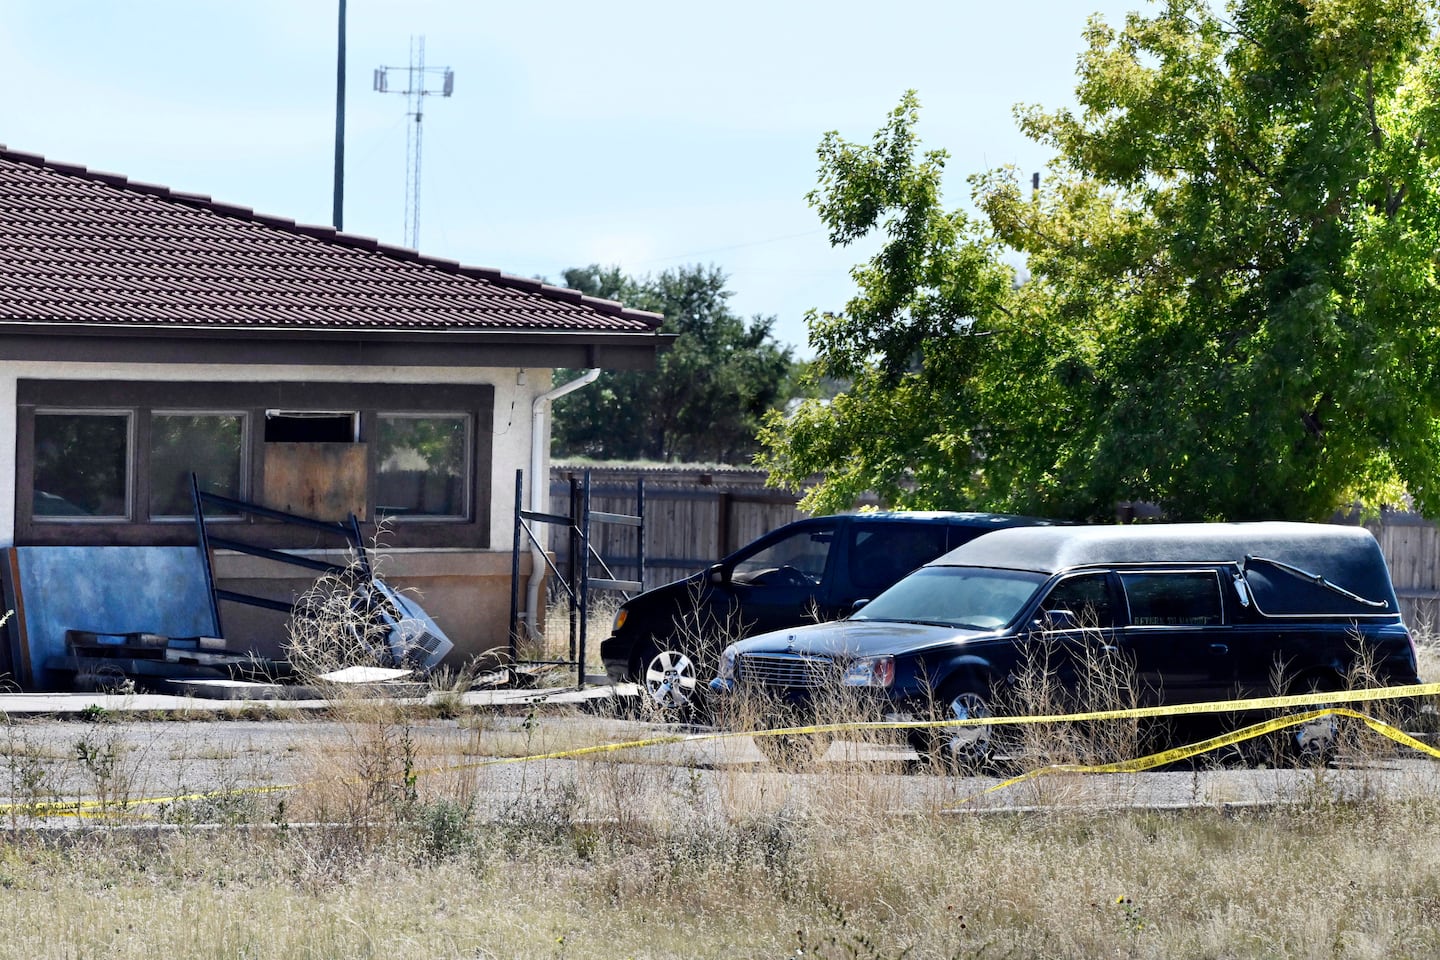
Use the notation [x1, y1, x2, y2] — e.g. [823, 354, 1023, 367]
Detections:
[508, 469, 644, 688]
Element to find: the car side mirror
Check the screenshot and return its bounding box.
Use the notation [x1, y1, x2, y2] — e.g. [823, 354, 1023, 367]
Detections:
[706, 563, 728, 586]
[850, 598, 870, 614]
[1038, 608, 1081, 631]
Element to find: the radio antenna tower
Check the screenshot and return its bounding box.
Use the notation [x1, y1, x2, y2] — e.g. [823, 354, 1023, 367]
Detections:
[373, 36, 454, 250]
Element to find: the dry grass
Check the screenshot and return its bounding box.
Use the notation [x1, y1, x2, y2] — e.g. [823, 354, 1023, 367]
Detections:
[0, 602, 1430, 956]
[0, 788, 1437, 958]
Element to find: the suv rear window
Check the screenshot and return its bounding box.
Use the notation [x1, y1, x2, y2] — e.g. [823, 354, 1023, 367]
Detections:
[1121, 571, 1224, 626]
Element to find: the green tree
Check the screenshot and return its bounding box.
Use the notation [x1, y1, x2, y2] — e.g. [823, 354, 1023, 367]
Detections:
[762, 1, 1440, 521]
[553, 264, 795, 463]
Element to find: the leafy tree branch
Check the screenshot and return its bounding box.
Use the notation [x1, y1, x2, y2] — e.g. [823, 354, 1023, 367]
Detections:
[762, 0, 1440, 521]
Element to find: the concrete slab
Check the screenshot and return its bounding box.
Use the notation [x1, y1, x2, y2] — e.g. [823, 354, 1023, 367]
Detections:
[0, 679, 639, 715]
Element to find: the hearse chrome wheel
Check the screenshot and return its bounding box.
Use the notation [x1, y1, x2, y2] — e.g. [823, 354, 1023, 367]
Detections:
[1292, 710, 1340, 761]
[643, 648, 698, 709]
[910, 687, 1009, 773]
[938, 690, 996, 767]
[1278, 673, 1343, 767]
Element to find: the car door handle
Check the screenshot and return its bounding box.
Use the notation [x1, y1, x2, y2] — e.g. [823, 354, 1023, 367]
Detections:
[1100, 644, 1118, 655]
[1209, 643, 1229, 656]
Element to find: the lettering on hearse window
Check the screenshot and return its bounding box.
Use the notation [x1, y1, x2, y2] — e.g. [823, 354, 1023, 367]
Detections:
[1120, 571, 1224, 627]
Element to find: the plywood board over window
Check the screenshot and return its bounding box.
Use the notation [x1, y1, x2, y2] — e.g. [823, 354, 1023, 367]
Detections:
[262, 442, 368, 521]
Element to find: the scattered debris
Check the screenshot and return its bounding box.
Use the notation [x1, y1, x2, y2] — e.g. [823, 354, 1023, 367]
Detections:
[316, 665, 414, 684]
[53, 630, 289, 694]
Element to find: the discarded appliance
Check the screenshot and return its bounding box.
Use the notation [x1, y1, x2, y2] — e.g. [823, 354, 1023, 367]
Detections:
[191, 476, 453, 676]
[369, 579, 453, 671]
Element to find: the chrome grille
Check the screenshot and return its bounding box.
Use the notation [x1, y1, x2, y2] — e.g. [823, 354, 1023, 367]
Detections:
[737, 653, 836, 689]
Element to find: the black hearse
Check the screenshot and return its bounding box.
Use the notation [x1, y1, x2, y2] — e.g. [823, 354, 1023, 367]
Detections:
[601, 512, 1051, 708]
[708, 522, 1421, 765]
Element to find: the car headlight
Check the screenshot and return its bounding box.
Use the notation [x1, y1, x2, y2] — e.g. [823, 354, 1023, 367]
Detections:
[612, 607, 628, 633]
[716, 646, 738, 680]
[843, 656, 895, 688]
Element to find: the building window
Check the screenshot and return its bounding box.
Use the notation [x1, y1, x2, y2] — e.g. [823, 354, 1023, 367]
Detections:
[375, 414, 470, 520]
[18, 380, 493, 549]
[150, 413, 246, 518]
[33, 411, 131, 519]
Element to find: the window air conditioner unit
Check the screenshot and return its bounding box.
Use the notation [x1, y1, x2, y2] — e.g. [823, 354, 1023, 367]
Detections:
[369, 579, 454, 672]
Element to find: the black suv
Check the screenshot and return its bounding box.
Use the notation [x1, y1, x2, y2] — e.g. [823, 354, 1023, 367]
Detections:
[601, 512, 1050, 708]
[708, 522, 1422, 765]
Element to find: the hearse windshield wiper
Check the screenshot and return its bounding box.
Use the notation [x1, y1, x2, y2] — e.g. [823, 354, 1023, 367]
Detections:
[1242, 555, 1389, 608]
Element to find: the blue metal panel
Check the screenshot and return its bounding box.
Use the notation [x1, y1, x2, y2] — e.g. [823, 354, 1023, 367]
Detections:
[13, 546, 217, 690]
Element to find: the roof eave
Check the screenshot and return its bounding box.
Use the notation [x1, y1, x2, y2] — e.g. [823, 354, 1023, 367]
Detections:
[0, 324, 676, 371]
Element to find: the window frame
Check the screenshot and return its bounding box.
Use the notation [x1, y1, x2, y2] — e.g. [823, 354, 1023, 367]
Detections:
[373, 411, 473, 523]
[148, 409, 250, 522]
[16, 380, 494, 549]
[31, 407, 135, 523]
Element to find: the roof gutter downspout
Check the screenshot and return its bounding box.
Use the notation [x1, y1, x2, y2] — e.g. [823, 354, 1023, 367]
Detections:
[525, 368, 601, 639]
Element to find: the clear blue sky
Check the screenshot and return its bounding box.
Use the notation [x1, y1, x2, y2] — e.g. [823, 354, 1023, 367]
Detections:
[1, 1, 1141, 354]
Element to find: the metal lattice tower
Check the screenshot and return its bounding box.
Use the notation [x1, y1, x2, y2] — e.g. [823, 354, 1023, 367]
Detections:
[373, 36, 454, 250]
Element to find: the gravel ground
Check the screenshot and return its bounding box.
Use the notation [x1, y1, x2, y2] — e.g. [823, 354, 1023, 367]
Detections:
[0, 706, 1436, 826]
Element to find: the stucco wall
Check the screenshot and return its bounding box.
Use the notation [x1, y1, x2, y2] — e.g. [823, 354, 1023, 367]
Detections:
[0, 361, 557, 666]
[0, 361, 549, 548]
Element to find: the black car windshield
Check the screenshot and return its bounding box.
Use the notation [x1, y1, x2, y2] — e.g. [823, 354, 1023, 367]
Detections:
[853, 566, 1047, 630]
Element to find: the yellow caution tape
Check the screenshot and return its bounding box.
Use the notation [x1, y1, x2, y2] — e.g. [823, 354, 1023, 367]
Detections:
[0, 783, 294, 820]
[728, 680, 1440, 740]
[960, 707, 1440, 803]
[8, 682, 1439, 820]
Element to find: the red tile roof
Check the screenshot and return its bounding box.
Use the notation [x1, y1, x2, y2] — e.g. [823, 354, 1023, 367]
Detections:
[0, 147, 665, 335]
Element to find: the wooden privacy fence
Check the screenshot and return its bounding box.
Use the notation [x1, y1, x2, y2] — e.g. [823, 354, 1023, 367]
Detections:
[548, 465, 815, 592]
[547, 465, 1440, 632]
[1362, 510, 1440, 631]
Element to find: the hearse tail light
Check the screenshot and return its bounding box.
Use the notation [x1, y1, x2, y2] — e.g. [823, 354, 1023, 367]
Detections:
[843, 656, 895, 688]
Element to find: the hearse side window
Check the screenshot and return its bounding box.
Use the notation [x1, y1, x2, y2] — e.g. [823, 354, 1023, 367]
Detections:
[1041, 573, 1115, 628]
[1120, 571, 1224, 627]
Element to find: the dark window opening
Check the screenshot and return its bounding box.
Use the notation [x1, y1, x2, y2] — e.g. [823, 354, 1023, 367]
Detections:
[264, 412, 357, 443]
